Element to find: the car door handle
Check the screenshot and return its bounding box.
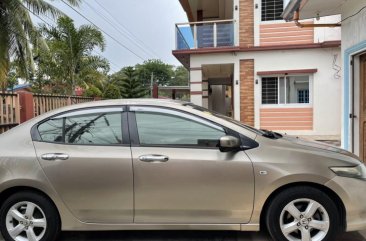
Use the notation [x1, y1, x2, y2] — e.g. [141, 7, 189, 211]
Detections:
[139, 155, 169, 163]
[41, 153, 69, 161]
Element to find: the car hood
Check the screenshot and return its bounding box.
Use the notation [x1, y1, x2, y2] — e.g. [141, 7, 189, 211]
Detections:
[281, 135, 360, 160]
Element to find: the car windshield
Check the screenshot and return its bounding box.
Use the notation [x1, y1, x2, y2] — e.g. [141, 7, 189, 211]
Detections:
[183, 103, 283, 139]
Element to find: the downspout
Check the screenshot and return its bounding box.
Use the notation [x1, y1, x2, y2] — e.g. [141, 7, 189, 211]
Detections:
[293, 10, 341, 28]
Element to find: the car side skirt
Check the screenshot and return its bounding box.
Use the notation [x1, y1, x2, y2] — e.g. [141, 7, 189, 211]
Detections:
[61, 223, 260, 232]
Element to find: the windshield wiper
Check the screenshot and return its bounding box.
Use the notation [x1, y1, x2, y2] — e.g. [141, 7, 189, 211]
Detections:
[261, 129, 283, 139]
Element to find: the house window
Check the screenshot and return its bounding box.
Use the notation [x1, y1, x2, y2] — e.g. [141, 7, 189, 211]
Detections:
[298, 90, 310, 103]
[262, 77, 278, 104]
[262, 76, 310, 105]
[261, 0, 284, 21]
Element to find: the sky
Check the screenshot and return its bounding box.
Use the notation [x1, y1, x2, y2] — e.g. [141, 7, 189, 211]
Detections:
[36, 0, 188, 73]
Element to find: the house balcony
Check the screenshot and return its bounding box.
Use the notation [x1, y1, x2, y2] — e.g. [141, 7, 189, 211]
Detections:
[175, 19, 236, 50]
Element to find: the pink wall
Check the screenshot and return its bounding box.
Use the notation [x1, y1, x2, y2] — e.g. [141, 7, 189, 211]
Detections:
[260, 107, 313, 131]
[260, 21, 314, 46]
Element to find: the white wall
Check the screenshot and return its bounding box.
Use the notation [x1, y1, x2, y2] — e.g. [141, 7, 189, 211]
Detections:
[190, 47, 342, 136]
[341, 0, 366, 51]
[314, 15, 342, 43]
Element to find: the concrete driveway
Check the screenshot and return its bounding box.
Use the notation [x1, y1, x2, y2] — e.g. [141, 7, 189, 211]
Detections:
[0, 230, 365, 240]
[54, 230, 366, 241]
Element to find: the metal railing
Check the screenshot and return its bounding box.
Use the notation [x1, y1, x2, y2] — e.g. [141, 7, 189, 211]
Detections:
[176, 19, 236, 50]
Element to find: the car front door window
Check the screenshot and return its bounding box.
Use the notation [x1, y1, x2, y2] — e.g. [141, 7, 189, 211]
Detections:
[134, 109, 226, 148]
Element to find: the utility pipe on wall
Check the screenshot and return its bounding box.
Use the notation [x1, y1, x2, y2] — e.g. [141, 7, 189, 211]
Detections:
[293, 11, 341, 28]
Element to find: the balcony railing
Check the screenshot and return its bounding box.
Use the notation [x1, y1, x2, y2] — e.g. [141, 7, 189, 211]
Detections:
[175, 19, 236, 50]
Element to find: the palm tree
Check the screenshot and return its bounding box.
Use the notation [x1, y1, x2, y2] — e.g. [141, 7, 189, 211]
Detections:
[39, 16, 109, 95]
[0, 0, 81, 91]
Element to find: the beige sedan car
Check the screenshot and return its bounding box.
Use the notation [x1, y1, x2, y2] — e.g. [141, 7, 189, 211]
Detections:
[0, 99, 365, 241]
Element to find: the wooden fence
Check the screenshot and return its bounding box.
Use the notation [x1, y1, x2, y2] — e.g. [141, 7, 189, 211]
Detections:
[0, 92, 95, 134]
[33, 94, 94, 117]
[0, 93, 20, 133]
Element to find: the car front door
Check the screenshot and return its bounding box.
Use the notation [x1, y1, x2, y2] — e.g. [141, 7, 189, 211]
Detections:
[32, 107, 134, 223]
[129, 106, 254, 224]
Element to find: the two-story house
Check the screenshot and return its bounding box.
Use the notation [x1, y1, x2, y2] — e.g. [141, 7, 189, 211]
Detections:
[173, 0, 342, 140]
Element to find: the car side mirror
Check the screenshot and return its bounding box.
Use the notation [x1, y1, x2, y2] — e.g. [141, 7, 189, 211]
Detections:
[219, 135, 241, 152]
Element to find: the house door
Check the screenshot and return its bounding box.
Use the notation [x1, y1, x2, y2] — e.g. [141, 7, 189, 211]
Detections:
[360, 54, 366, 162]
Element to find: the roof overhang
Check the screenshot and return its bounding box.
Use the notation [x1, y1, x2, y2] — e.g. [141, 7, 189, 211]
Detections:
[282, 0, 344, 21]
[172, 41, 341, 69]
[179, 0, 195, 22]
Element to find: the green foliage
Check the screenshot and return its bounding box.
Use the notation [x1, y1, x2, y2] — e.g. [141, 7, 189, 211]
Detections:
[36, 16, 109, 95]
[171, 66, 189, 86]
[136, 59, 174, 86]
[0, 0, 81, 89]
[111, 66, 148, 99]
[85, 85, 102, 98]
[103, 84, 121, 99]
[1, 63, 19, 92]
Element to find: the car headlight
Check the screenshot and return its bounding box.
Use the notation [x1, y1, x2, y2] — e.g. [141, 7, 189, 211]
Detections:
[330, 164, 366, 180]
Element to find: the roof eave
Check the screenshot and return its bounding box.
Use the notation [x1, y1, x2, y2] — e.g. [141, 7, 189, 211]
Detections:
[282, 0, 303, 21]
[179, 0, 195, 22]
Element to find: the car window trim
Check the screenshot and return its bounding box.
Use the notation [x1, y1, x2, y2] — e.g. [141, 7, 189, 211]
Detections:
[32, 106, 130, 147]
[128, 105, 239, 149]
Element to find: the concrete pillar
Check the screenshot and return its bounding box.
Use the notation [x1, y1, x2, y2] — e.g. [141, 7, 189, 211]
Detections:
[202, 81, 209, 108]
[233, 0, 240, 46]
[240, 59, 255, 127]
[152, 83, 159, 98]
[172, 89, 176, 100]
[239, 0, 254, 48]
[18, 91, 34, 123]
[233, 62, 241, 120]
[190, 67, 203, 106]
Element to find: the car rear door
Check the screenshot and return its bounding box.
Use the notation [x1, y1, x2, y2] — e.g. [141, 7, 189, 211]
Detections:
[128, 106, 254, 224]
[32, 107, 134, 223]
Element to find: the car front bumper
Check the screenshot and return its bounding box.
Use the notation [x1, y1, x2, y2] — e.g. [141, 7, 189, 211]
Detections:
[325, 176, 366, 232]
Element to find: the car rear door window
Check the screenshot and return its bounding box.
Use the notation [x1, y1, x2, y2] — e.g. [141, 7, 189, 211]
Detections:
[38, 118, 64, 143]
[37, 108, 123, 145]
[64, 113, 122, 145]
[134, 108, 226, 147]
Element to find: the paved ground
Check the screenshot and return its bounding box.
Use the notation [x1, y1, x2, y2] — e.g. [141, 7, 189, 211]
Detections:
[0, 229, 364, 240]
[55, 230, 366, 241]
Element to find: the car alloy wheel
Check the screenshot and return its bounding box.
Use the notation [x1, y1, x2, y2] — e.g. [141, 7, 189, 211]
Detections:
[280, 198, 330, 241]
[5, 201, 47, 241]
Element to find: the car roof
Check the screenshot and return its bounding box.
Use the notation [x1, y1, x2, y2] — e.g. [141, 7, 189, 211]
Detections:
[59, 98, 188, 110]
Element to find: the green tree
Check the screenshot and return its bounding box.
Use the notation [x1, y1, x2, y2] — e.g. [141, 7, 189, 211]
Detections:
[38, 16, 109, 95]
[135, 59, 174, 86]
[170, 66, 189, 86]
[0, 0, 80, 92]
[5, 63, 19, 92]
[85, 85, 102, 98]
[112, 67, 147, 98]
[103, 84, 120, 99]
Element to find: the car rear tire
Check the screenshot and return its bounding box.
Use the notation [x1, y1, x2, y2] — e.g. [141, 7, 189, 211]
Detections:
[266, 186, 341, 241]
[0, 191, 60, 241]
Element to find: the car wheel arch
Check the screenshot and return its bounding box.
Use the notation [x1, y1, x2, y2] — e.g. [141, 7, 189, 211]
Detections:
[258, 182, 346, 232]
[0, 186, 61, 225]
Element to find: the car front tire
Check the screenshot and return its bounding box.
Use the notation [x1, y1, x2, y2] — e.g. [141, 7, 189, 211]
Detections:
[266, 186, 341, 241]
[0, 191, 60, 241]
